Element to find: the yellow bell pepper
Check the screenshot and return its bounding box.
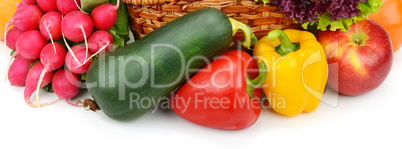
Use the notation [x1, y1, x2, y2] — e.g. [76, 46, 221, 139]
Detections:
[254, 29, 328, 116]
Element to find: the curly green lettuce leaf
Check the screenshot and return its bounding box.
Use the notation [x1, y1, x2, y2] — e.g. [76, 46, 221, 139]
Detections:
[303, 0, 383, 32]
[358, 0, 382, 18]
[311, 14, 360, 32]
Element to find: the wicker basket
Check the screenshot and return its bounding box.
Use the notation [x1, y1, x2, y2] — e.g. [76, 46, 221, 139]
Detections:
[122, 0, 298, 44]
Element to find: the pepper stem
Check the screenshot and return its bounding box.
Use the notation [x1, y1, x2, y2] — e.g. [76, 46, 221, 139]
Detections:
[268, 29, 300, 56]
[246, 61, 268, 98]
[229, 18, 253, 49]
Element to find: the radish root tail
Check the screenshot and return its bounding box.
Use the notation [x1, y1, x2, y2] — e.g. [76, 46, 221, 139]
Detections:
[25, 97, 59, 108]
[114, 0, 120, 10]
[34, 67, 49, 108]
[5, 51, 19, 83]
[74, 0, 87, 14]
[62, 99, 81, 107]
[44, 22, 57, 54]
[80, 25, 89, 60]
[62, 32, 81, 65]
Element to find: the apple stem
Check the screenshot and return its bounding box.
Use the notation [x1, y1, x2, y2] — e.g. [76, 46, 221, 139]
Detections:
[268, 30, 300, 56]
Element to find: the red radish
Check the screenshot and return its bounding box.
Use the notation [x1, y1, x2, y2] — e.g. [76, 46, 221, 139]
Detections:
[61, 10, 93, 42]
[5, 30, 47, 82]
[39, 11, 62, 41]
[21, 0, 36, 5]
[3, 5, 43, 50]
[90, 0, 120, 30]
[15, 30, 47, 60]
[40, 43, 66, 70]
[56, 0, 81, 15]
[65, 44, 92, 74]
[39, 11, 62, 54]
[37, 0, 57, 12]
[33, 42, 66, 107]
[24, 62, 57, 108]
[8, 55, 35, 86]
[4, 5, 43, 32]
[5, 27, 24, 51]
[88, 30, 114, 54]
[52, 68, 81, 106]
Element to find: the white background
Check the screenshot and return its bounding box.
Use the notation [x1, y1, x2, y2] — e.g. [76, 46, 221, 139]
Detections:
[0, 41, 401, 149]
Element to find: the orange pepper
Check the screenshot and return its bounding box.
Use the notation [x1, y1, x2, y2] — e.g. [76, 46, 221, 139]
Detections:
[369, 0, 402, 52]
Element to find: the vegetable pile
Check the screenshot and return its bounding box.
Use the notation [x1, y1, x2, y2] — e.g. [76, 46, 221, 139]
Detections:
[3, 0, 130, 108]
[2, 0, 401, 131]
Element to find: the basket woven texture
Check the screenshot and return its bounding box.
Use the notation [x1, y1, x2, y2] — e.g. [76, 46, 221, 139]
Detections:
[122, 0, 298, 43]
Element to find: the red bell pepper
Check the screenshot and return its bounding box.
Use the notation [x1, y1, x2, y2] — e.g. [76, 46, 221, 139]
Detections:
[170, 50, 267, 130]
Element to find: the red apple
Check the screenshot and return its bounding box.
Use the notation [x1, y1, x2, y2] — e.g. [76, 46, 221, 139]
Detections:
[316, 19, 393, 96]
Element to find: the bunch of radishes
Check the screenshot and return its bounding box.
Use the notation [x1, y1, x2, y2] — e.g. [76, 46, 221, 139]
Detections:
[3, 0, 120, 108]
